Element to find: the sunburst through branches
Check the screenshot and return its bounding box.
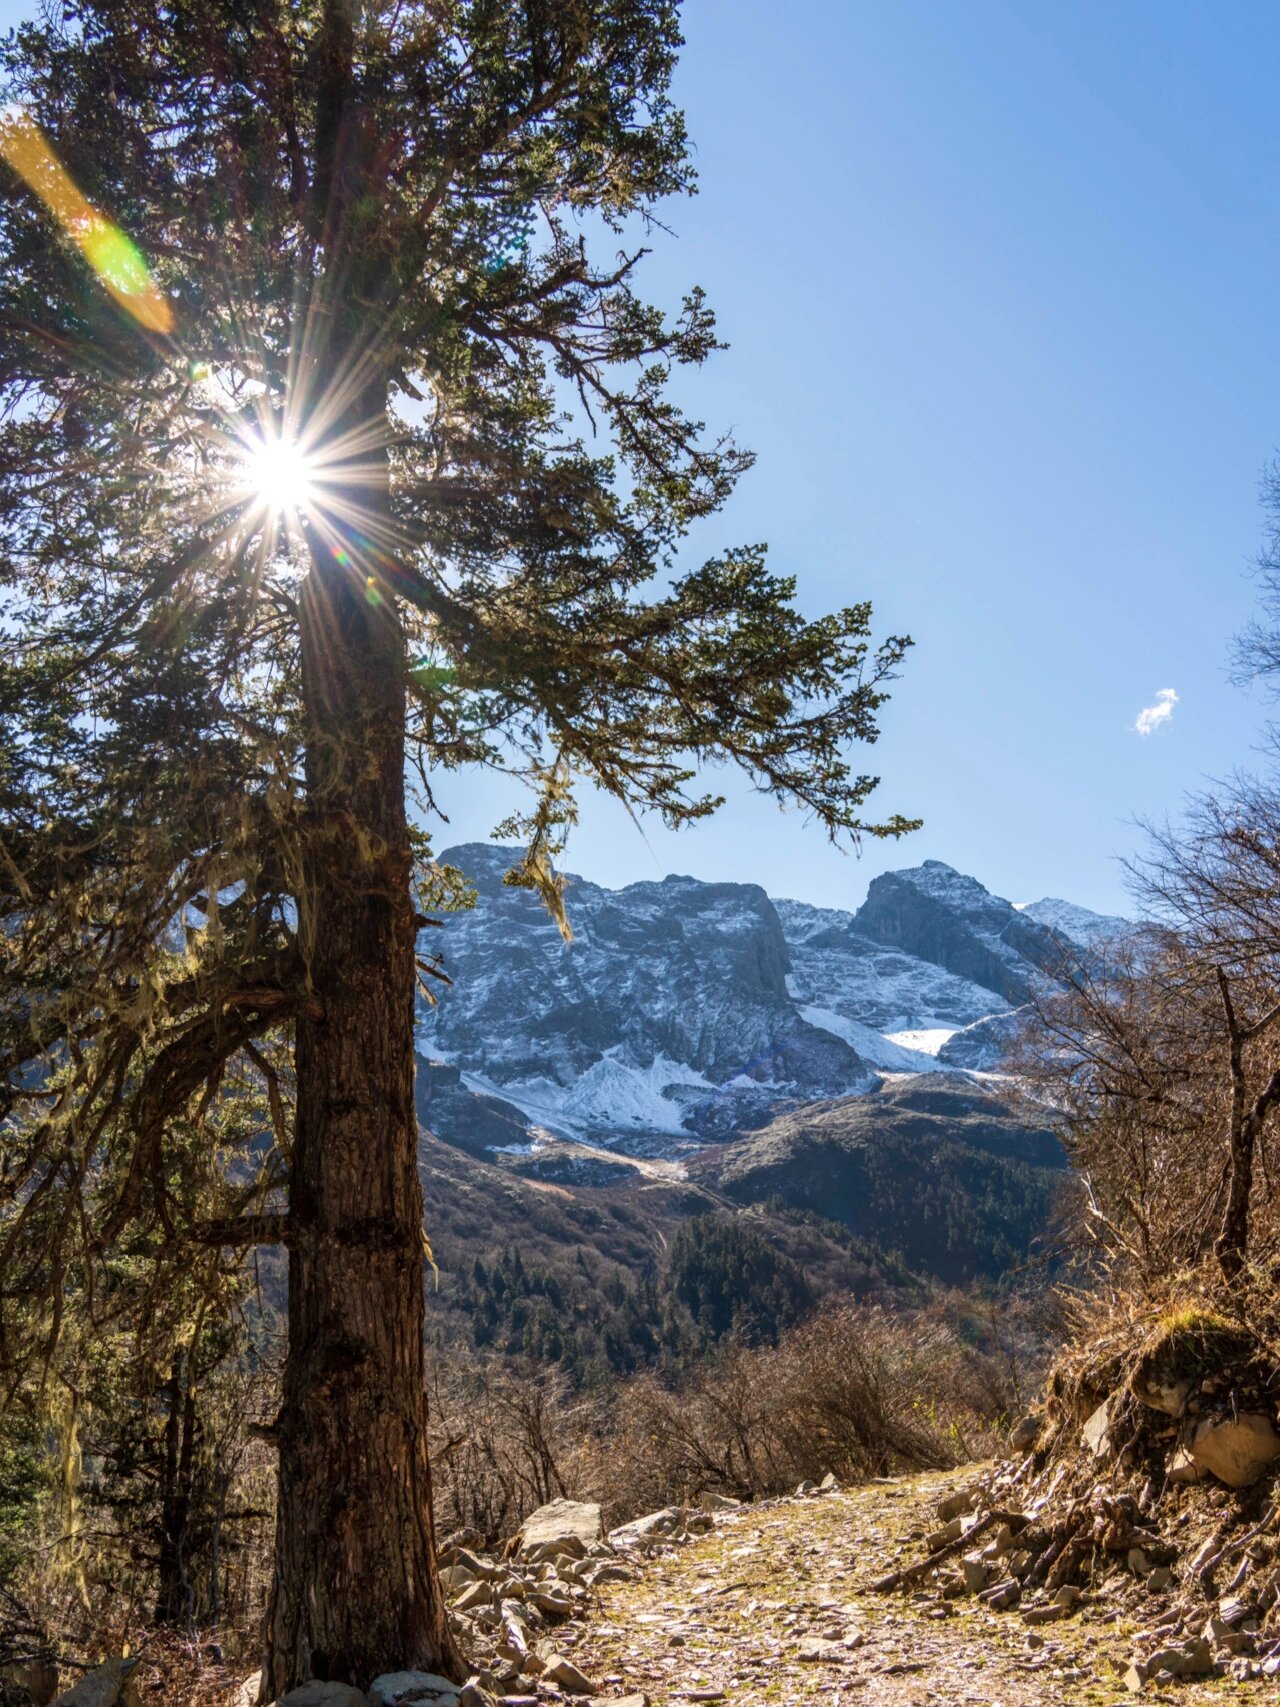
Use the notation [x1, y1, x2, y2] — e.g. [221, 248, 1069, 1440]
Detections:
[236, 432, 318, 521]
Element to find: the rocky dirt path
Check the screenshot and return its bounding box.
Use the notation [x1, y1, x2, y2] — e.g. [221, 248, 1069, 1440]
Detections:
[552, 1469, 1273, 1706]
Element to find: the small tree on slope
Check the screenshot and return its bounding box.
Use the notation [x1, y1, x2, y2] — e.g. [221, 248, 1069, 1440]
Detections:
[0, 1, 915, 1690]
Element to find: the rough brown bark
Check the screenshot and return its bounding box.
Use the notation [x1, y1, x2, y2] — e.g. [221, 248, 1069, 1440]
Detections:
[1216, 1064, 1280, 1281]
[154, 1348, 196, 1626]
[1213, 969, 1280, 1282]
[264, 421, 463, 1693]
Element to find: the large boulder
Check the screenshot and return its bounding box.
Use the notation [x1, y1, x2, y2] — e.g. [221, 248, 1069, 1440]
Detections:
[1123, 1639, 1213, 1689]
[1188, 1413, 1280, 1489]
[539, 1656, 596, 1696]
[1131, 1367, 1195, 1419]
[277, 1686, 368, 1707]
[608, 1505, 711, 1551]
[50, 1660, 139, 1707]
[1009, 1413, 1042, 1450]
[514, 1498, 602, 1556]
[1129, 1313, 1254, 1419]
[368, 1674, 469, 1706]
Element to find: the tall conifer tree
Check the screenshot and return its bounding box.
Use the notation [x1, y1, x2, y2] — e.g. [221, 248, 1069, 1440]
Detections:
[0, 1, 915, 1689]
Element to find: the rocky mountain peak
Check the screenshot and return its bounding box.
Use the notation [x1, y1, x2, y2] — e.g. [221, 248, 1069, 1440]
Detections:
[851, 863, 1066, 1006]
[419, 842, 1106, 1157]
[1018, 895, 1132, 947]
[423, 845, 869, 1144]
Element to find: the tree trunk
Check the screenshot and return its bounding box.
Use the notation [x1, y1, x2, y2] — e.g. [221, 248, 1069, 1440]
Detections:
[1216, 1117, 1254, 1283]
[154, 1348, 196, 1627]
[264, 408, 462, 1693]
[1213, 971, 1280, 1283]
[1216, 1067, 1280, 1282]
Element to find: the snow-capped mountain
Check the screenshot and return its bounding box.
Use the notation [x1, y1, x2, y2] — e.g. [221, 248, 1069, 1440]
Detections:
[419, 845, 872, 1149]
[416, 846, 1127, 1155]
[1018, 896, 1132, 948]
[775, 895, 1003, 1029]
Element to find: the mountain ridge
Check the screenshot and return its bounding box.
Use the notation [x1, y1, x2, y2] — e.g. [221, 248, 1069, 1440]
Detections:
[420, 845, 1126, 1154]
[407, 847, 1110, 1335]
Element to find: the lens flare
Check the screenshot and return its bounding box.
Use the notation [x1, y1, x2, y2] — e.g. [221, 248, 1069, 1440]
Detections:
[240, 433, 316, 516]
[0, 106, 173, 335]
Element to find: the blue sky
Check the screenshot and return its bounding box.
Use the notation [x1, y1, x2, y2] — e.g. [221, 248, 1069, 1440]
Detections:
[4, 1, 1278, 916]
[448, 0, 1280, 916]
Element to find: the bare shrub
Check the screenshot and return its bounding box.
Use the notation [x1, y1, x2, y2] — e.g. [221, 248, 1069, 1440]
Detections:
[590, 1297, 1041, 1523]
[427, 1353, 591, 1541]
[5, 1282, 1051, 1687]
[921, 1286, 1064, 1422]
[419, 1291, 1046, 1544]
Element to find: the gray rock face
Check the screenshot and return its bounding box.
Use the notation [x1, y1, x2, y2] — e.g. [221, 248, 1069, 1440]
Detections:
[775, 897, 1005, 1031]
[416, 843, 1120, 1158]
[413, 1060, 536, 1157]
[851, 862, 1068, 1006]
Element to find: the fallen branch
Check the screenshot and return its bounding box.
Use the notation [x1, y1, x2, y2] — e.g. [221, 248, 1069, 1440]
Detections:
[1193, 1500, 1279, 1587]
[871, 1508, 1017, 1593]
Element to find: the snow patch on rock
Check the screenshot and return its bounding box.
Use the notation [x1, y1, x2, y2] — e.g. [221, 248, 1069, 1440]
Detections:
[884, 1027, 958, 1057]
[800, 1006, 949, 1074]
[494, 1050, 711, 1138]
[416, 844, 1098, 1154]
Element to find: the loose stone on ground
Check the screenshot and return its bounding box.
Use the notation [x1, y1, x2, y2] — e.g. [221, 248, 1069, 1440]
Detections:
[232, 1464, 1280, 1707]
[564, 1469, 1280, 1705]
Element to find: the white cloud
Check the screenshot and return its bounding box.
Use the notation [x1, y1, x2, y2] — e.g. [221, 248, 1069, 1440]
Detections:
[1133, 687, 1178, 737]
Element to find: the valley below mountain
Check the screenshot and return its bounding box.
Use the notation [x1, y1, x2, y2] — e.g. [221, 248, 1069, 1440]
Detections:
[414, 847, 1128, 1363]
